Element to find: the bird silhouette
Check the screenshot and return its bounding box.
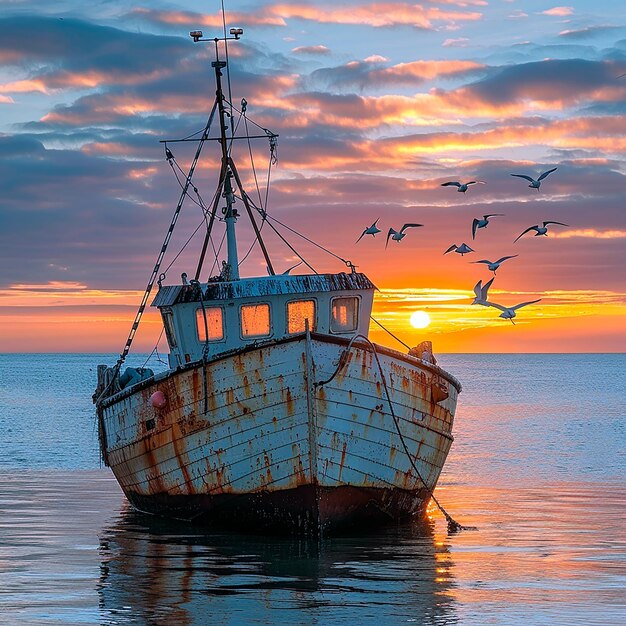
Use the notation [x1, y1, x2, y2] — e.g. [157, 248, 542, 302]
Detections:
[356, 219, 381, 243]
[489, 299, 542, 324]
[510, 167, 557, 190]
[514, 221, 569, 243]
[385, 224, 423, 248]
[444, 243, 474, 256]
[472, 214, 504, 240]
[472, 255, 518, 275]
[471, 278, 495, 306]
[441, 181, 484, 193]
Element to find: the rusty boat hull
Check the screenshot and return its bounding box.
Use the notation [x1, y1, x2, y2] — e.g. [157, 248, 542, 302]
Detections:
[99, 333, 461, 534]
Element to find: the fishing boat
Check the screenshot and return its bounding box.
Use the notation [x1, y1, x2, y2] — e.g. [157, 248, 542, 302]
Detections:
[93, 28, 462, 534]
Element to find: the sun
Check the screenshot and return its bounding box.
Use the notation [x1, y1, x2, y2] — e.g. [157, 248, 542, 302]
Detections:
[410, 310, 431, 329]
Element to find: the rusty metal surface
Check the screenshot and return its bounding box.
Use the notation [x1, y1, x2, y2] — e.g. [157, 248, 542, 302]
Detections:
[151, 272, 376, 306]
[101, 335, 459, 529]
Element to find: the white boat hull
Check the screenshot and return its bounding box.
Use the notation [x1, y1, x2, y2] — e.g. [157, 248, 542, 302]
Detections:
[99, 333, 460, 533]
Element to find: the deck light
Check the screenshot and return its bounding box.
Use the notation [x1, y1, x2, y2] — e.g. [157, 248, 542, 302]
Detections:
[229, 28, 243, 39]
[190, 30, 203, 42]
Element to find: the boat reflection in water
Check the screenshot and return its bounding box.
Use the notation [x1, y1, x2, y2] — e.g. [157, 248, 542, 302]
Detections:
[98, 504, 458, 625]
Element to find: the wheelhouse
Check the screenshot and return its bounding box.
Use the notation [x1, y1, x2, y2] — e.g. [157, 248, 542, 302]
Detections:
[152, 272, 376, 367]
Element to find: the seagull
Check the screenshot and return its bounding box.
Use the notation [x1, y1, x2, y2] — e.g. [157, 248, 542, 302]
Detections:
[489, 299, 542, 325]
[472, 255, 518, 275]
[181, 272, 189, 285]
[471, 277, 494, 306]
[472, 214, 504, 240]
[444, 243, 474, 256]
[514, 221, 569, 243]
[386, 223, 424, 248]
[510, 167, 557, 190]
[441, 181, 485, 193]
[356, 219, 381, 243]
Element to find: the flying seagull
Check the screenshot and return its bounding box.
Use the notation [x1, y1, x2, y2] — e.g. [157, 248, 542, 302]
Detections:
[489, 299, 542, 325]
[471, 277, 495, 306]
[510, 167, 557, 190]
[514, 221, 569, 243]
[472, 255, 518, 275]
[441, 181, 485, 193]
[472, 214, 504, 240]
[444, 243, 474, 256]
[386, 223, 424, 248]
[356, 219, 382, 243]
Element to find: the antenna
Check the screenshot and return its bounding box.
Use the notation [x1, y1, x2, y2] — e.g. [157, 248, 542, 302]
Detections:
[188, 28, 244, 43]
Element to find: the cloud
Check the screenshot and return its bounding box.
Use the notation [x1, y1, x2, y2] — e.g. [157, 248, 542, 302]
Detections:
[126, 3, 483, 32]
[128, 7, 287, 28]
[551, 229, 626, 239]
[443, 37, 469, 48]
[559, 25, 624, 39]
[292, 45, 331, 55]
[541, 7, 574, 17]
[268, 3, 483, 30]
[311, 58, 485, 88]
[0, 16, 191, 95]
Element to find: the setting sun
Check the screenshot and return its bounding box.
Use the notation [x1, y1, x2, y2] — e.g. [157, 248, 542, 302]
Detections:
[409, 310, 431, 329]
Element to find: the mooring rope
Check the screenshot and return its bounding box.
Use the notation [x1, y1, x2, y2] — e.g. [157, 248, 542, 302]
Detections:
[316, 334, 475, 532]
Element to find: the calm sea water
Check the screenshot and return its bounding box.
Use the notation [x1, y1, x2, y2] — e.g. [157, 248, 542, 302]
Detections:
[0, 353, 624, 624]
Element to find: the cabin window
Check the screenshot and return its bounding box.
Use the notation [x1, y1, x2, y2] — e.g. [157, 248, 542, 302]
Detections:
[330, 297, 359, 333]
[161, 309, 177, 348]
[240, 303, 271, 338]
[196, 306, 224, 342]
[287, 299, 316, 334]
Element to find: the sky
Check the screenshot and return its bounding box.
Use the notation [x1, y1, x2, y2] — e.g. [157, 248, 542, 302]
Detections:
[1, 0, 625, 353]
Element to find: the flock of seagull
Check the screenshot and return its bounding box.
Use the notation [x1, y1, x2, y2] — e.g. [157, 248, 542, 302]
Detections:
[355, 167, 569, 325]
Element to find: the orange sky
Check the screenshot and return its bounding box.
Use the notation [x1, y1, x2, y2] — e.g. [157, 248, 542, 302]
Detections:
[0, 3, 625, 353]
[1, 282, 624, 353]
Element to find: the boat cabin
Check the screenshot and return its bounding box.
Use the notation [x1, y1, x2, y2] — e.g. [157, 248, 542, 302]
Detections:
[151, 272, 376, 367]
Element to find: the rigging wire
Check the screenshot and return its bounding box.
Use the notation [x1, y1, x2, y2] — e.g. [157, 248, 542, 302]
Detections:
[247, 201, 353, 271]
[141, 327, 166, 369]
[168, 159, 207, 212]
[208, 230, 228, 277]
[243, 110, 264, 209]
[159, 169, 223, 276]
[235, 192, 317, 273]
[370, 316, 411, 351]
[220, 0, 234, 133]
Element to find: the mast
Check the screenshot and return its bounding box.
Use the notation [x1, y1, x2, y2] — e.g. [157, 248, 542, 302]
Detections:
[189, 28, 275, 280]
[212, 53, 240, 280]
[222, 171, 239, 280]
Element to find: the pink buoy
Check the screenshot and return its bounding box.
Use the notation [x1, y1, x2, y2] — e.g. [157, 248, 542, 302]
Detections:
[150, 390, 167, 409]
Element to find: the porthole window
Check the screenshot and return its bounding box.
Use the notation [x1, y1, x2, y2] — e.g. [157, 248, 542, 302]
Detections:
[241, 303, 271, 338]
[331, 297, 359, 333]
[196, 307, 224, 342]
[287, 299, 316, 334]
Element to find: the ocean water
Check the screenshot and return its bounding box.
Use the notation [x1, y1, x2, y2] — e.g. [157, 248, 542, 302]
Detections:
[0, 353, 624, 624]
